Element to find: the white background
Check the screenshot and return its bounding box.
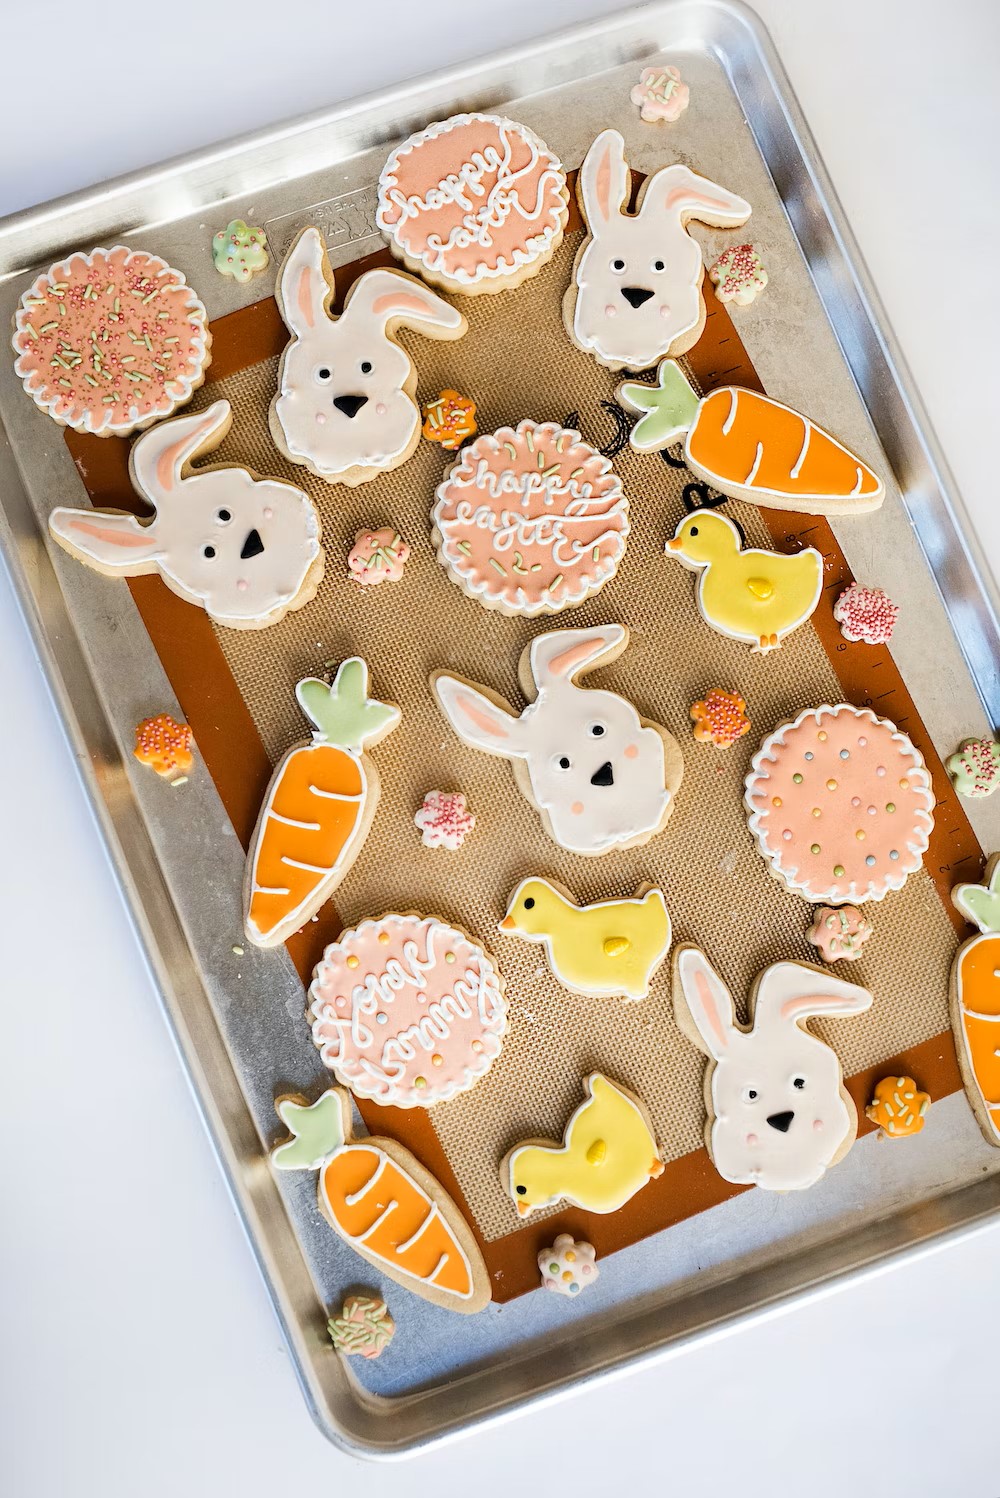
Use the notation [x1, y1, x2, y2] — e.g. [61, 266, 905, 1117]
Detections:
[3, 1, 999, 1493]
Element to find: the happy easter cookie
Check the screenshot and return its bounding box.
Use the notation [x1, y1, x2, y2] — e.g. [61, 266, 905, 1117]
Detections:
[12, 245, 210, 436]
[501, 1073, 662, 1216]
[744, 704, 935, 904]
[434, 623, 684, 857]
[309, 913, 507, 1108]
[500, 877, 670, 1001]
[376, 113, 569, 295]
[431, 420, 629, 617]
[49, 399, 323, 629]
[950, 857, 1000, 1147]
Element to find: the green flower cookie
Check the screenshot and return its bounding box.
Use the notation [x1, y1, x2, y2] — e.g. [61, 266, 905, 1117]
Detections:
[947, 737, 1000, 799]
[212, 220, 269, 283]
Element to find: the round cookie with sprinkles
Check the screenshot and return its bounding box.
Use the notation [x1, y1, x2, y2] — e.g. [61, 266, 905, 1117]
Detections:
[744, 704, 935, 904]
[12, 245, 210, 436]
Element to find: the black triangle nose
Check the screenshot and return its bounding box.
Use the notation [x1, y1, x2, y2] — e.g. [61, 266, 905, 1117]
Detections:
[766, 1110, 794, 1134]
[240, 528, 265, 561]
[333, 393, 368, 419]
[621, 286, 654, 309]
[590, 761, 615, 788]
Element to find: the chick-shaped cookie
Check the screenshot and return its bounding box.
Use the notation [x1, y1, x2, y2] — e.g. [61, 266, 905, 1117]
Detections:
[500, 877, 670, 1000]
[501, 1073, 663, 1215]
[666, 510, 822, 654]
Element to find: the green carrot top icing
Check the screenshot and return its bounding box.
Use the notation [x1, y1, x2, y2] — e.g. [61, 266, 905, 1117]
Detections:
[271, 1090, 348, 1171]
[619, 359, 701, 453]
[953, 858, 1000, 935]
[295, 657, 400, 754]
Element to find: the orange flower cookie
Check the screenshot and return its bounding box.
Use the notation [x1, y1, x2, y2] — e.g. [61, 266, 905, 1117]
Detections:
[133, 713, 194, 783]
[690, 689, 751, 747]
[866, 1076, 930, 1138]
[422, 390, 477, 450]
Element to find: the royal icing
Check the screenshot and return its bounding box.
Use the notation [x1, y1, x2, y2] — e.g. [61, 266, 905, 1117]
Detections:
[673, 945, 872, 1191]
[500, 877, 671, 1001]
[309, 914, 507, 1108]
[327, 1294, 395, 1358]
[244, 660, 400, 948]
[272, 1089, 490, 1311]
[347, 527, 410, 586]
[620, 361, 885, 515]
[270, 226, 467, 486]
[708, 243, 768, 306]
[49, 399, 323, 628]
[805, 905, 873, 963]
[212, 220, 269, 283]
[133, 713, 193, 783]
[414, 789, 476, 850]
[629, 65, 690, 123]
[946, 737, 1000, 799]
[538, 1234, 599, 1297]
[431, 420, 629, 616]
[950, 860, 1000, 1146]
[567, 130, 750, 371]
[422, 389, 478, 450]
[744, 705, 935, 904]
[376, 113, 568, 292]
[12, 245, 210, 436]
[833, 582, 899, 645]
[434, 624, 683, 856]
[502, 1073, 663, 1215]
[690, 688, 751, 747]
[865, 1076, 930, 1138]
[666, 509, 823, 654]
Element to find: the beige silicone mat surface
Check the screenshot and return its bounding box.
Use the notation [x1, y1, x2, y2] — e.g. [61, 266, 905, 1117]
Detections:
[183, 230, 957, 1242]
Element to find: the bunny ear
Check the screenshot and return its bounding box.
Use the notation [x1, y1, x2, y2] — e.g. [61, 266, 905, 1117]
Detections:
[643, 162, 751, 228]
[276, 226, 333, 339]
[343, 269, 466, 339]
[673, 945, 736, 1061]
[129, 401, 232, 503]
[434, 674, 528, 759]
[579, 129, 630, 230]
[49, 507, 161, 571]
[527, 624, 627, 692]
[752, 962, 873, 1031]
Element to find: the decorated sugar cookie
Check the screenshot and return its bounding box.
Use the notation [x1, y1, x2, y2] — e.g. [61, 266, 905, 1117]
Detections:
[272, 1089, 490, 1312]
[431, 420, 629, 616]
[500, 877, 670, 1000]
[833, 582, 898, 645]
[501, 1073, 662, 1216]
[947, 737, 1000, 800]
[347, 527, 410, 586]
[620, 361, 885, 515]
[950, 857, 1000, 1147]
[327, 1295, 395, 1358]
[376, 113, 569, 295]
[708, 243, 768, 306]
[673, 944, 872, 1191]
[434, 624, 684, 856]
[690, 688, 751, 747]
[630, 65, 690, 124]
[744, 704, 935, 904]
[805, 905, 873, 964]
[422, 389, 478, 450]
[133, 713, 193, 783]
[666, 510, 822, 654]
[538, 1235, 599, 1297]
[564, 130, 750, 372]
[12, 244, 210, 436]
[309, 913, 507, 1107]
[270, 226, 467, 487]
[49, 400, 324, 629]
[244, 659, 400, 948]
[414, 789, 476, 850]
[212, 220, 269, 283]
[866, 1076, 930, 1138]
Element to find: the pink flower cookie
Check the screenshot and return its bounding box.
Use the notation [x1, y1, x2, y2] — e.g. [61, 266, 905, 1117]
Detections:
[745, 705, 935, 904]
[12, 246, 210, 436]
[414, 790, 476, 850]
[708, 244, 768, 307]
[309, 914, 507, 1107]
[431, 420, 629, 616]
[376, 113, 569, 295]
[347, 527, 410, 586]
[538, 1234, 599, 1297]
[806, 905, 873, 963]
[833, 582, 899, 645]
[630, 65, 690, 124]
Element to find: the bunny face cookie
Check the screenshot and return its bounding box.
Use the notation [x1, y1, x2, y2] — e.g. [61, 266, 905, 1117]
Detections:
[673, 945, 872, 1191]
[434, 624, 683, 856]
[270, 227, 467, 486]
[564, 129, 751, 371]
[49, 400, 323, 629]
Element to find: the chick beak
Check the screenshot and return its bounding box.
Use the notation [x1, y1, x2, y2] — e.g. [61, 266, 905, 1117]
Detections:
[666, 537, 683, 551]
[516, 1201, 530, 1217]
[499, 915, 515, 930]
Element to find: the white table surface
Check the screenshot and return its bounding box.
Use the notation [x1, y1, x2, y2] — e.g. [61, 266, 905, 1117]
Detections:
[3, 1, 999, 1492]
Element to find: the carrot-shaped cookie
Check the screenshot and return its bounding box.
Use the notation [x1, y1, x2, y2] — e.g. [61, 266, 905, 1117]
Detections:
[619, 360, 884, 516]
[271, 1089, 491, 1312]
[951, 856, 1000, 1147]
[244, 659, 399, 947]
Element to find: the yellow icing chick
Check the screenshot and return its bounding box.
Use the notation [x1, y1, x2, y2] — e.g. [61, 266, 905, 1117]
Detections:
[665, 510, 822, 654]
[500, 877, 671, 1000]
[502, 1073, 663, 1215]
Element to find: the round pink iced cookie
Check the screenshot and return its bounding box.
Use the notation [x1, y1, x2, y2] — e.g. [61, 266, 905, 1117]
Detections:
[833, 582, 899, 645]
[12, 245, 210, 436]
[744, 705, 935, 904]
[375, 113, 568, 292]
[309, 914, 507, 1107]
[431, 420, 629, 616]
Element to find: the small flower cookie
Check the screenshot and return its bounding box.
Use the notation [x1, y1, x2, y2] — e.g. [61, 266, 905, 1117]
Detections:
[347, 527, 410, 586]
[212, 220, 269, 283]
[538, 1234, 599, 1297]
[414, 790, 475, 850]
[327, 1294, 395, 1358]
[690, 688, 751, 747]
[133, 713, 194, 783]
[866, 1076, 930, 1138]
[833, 582, 899, 645]
[946, 737, 1000, 799]
[708, 243, 768, 306]
[806, 905, 873, 963]
[630, 65, 690, 124]
[422, 390, 477, 450]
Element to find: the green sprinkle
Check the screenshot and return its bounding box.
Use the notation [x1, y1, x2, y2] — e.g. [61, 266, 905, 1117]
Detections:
[142, 289, 160, 303]
[525, 429, 534, 453]
[102, 395, 118, 404]
[456, 541, 472, 555]
[503, 441, 517, 459]
[57, 378, 72, 388]
[232, 945, 245, 957]
[569, 466, 584, 479]
[549, 574, 564, 591]
[83, 374, 98, 387]
[530, 563, 542, 572]
[132, 370, 151, 381]
[593, 546, 600, 561]
[121, 355, 136, 364]
[40, 320, 58, 332]
[163, 336, 179, 344]
[143, 334, 153, 351]
[23, 323, 38, 340]
[58, 303, 66, 316]
[541, 463, 561, 478]
[51, 353, 72, 369]
[113, 298, 120, 313]
[489, 558, 506, 575]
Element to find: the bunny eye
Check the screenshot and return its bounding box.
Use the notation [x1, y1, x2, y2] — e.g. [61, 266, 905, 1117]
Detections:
[610, 257, 626, 274]
[553, 754, 572, 772]
[314, 365, 333, 384]
[215, 508, 232, 525]
[793, 1077, 806, 1090]
[588, 722, 606, 738]
[359, 360, 373, 376]
[202, 544, 216, 560]
[651, 258, 666, 273]
[744, 1087, 758, 1102]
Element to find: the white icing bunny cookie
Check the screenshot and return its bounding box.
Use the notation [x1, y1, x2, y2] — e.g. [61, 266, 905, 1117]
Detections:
[672, 945, 872, 1191]
[433, 623, 683, 856]
[564, 129, 751, 371]
[270, 226, 468, 486]
[49, 399, 323, 629]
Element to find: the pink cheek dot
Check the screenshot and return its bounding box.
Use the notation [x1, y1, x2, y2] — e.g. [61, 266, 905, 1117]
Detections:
[604, 304, 616, 317]
[375, 401, 387, 416]
[813, 1118, 824, 1132]
[236, 579, 248, 592]
[746, 1133, 758, 1146]
[262, 506, 273, 521]
[659, 304, 672, 318]
[315, 411, 327, 425]
[624, 743, 639, 760]
[571, 801, 585, 815]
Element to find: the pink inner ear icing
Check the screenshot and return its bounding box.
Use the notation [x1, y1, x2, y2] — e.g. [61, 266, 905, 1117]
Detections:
[548, 637, 607, 678]
[594, 146, 615, 221]
[296, 265, 316, 330]
[663, 185, 736, 215]
[67, 516, 153, 549]
[370, 291, 434, 319]
[780, 993, 851, 1023]
[459, 692, 509, 739]
[694, 969, 728, 1051]
[155, 414, 217, 492]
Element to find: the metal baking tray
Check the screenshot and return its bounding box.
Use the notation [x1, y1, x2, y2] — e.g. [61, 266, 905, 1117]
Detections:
[3, 0, 1000, 1459]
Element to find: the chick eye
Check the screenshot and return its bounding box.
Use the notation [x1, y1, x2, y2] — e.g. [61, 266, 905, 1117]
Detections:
[793, 1077, 806, 1090]
[554, 755, 572, 771]
[215, 508, 232, 525]
[610, 257, 626, 273]
[589, 723, 606, 738]
[745, 1087, 758, 1102]
[315, 366, 332, 383]
[359, 360, 373, 375]
[523, 897, 535, 910]
[652, 258, 666, 272]
[689, 525, 699, 537]
[202, 544, 216, 559]
[515, 1184, 527, 1195]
